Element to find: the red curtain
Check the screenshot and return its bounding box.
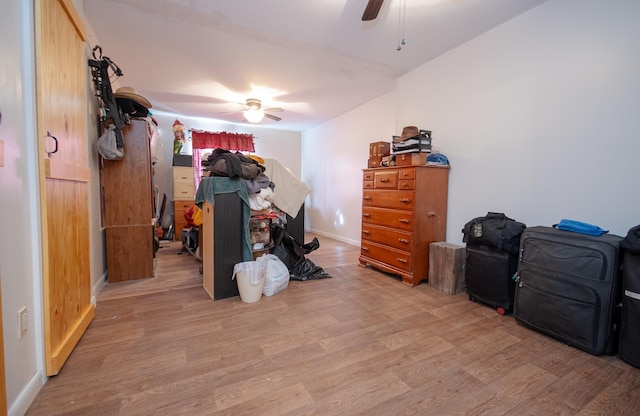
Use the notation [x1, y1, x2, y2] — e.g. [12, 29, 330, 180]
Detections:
[191, 130, 255, 190]
[191, 130, 255, 152]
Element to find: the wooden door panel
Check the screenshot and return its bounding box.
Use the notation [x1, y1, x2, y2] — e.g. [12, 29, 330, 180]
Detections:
[0, 282, 6, 414]
[36, 0, 94, 376]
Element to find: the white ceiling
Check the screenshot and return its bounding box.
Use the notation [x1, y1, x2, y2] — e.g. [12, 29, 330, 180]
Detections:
[82, 0, 547, 131]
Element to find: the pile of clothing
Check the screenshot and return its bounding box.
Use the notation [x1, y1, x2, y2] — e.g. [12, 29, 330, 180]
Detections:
[201, 148, 275, 211]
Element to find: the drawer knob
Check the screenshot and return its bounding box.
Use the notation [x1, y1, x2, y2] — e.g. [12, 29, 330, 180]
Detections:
[399, 218, 409, 223]
[400, 198, 411, 203]
[397, 258, 408, 263]
[362, 247, 369, 251]
[362, 230, 370, 234]
[427, 211, 436, 217]
[380, 178, 389, 182]
[363, 196, 371, 200]
[363, 213, 371, 217]
[398, 238, 409, 244]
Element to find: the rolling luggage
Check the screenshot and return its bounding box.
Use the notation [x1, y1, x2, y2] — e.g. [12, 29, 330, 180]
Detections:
[514, 226, 623, 355]
[462, 212, 525, 314]
[464, 245, 518, 315]
[619, 225, 640, 367]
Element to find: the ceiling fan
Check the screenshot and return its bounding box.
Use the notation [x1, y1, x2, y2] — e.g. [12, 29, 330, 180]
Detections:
[240, 98, 283, 123]
[362, 0, 465, 21]
[362, 0, 384, 21]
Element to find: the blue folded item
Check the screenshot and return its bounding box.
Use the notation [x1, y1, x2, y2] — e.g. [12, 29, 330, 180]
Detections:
[556, 219, 609, 236]
[426, 153, 449, 165]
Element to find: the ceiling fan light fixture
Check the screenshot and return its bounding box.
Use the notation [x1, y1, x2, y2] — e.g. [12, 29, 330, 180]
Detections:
[243, 108, 265, 123]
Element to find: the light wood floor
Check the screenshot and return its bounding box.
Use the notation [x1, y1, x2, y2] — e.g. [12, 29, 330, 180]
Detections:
[27, 234, 640, 415]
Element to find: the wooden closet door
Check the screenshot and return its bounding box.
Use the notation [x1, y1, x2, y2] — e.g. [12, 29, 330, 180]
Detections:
[0, 281, 6, 414]
[35, 0, 94, 375]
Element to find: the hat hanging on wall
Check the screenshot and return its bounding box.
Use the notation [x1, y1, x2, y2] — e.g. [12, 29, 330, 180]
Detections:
[114, 86, 152, 109]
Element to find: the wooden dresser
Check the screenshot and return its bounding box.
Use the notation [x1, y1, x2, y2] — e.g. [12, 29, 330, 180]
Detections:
[359, 165, 449, 286]
[173, 166, 195, 240]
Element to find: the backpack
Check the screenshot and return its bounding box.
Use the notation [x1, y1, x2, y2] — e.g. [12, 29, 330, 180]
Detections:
[462, 212, 526, 255]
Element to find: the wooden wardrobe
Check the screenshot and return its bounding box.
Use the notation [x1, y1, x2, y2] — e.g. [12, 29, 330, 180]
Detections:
[101, 119, 155, 282]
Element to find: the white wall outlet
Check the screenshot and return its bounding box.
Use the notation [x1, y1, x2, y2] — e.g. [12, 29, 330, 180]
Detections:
[17, 306, 27, 339]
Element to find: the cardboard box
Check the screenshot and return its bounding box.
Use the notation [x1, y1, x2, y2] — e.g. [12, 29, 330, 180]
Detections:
[395, 152, 428, 166]
[369, 141, 391, 158]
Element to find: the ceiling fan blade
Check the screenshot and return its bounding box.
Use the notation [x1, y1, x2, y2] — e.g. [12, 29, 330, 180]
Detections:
[264, 113, 282, 122]
[362, 0, 384, 21]
[264, 107, 284, 112]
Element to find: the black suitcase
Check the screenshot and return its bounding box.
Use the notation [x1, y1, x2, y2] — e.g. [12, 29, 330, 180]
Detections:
[514, 226, 623, 355]
[619, 225, 640, 367]
[465, 245, 518, 315]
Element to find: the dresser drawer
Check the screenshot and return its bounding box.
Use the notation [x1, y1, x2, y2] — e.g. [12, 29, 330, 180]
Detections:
[362, 223, 412, 251]
[173, 166, 193, 183]
[361, 241, 412, 272]
[174, 200, 193, 215]
[374, 170, 398, 189]
[398, 168, 416, 180]
[174, 182, 195, 200]
[362, 190, 415, 210]
[362, 207, 414, 231]
[363, 171, 375, 181]
[398, 179, 415, 190]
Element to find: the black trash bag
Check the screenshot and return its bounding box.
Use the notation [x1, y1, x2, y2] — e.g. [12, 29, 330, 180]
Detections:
[290, 257, 330, 281]
[270, 224, 331, 281]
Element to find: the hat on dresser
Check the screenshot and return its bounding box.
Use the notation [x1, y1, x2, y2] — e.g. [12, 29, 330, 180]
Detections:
[399, 126, 419, 141]
[114, 86, 152, 109]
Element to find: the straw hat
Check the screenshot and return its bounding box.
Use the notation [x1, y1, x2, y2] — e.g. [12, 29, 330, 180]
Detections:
[114, 86, 152, 109]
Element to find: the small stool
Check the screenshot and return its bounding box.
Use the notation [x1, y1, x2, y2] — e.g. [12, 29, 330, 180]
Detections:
[428, 242, 466, 294]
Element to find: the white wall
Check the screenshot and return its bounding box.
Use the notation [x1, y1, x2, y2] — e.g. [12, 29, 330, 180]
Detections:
[302, 91, 396, 244]
[0, 2, 44, 414]
[151, 111, 302, 219]
[303, 0, 640, 244]
[398, 0, 640, 241]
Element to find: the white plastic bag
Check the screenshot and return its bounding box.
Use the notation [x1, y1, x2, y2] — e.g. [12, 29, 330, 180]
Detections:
[97, 123, 124, 160]
[257, 254, 290, 296]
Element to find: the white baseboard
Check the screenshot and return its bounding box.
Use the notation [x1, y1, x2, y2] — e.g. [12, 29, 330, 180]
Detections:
[91, 272, 107, 306]
[9, 369, 46, 416]
[308, 228, 360, 247]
